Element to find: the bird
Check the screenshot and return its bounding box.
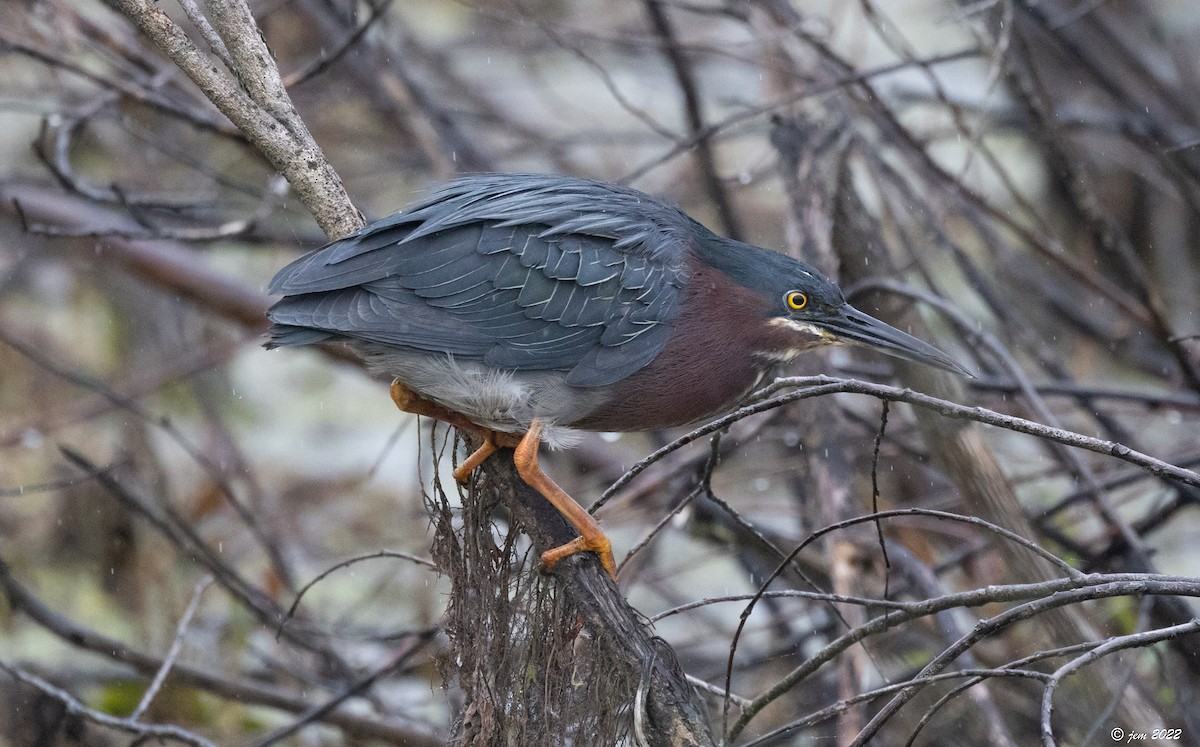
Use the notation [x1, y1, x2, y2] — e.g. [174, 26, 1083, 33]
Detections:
[265, 173, 970, 578]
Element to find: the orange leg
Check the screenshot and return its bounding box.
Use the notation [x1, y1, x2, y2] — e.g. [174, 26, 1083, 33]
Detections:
[451, 430, 521, 483]
[390, 380, 481, 433]
[389, 380, 519, 483]
[452, 436, 498, 482]
[514, 421, 616, 579]
[390, 381, 613, 578]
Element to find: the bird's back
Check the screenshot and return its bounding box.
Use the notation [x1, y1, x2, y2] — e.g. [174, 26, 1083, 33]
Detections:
[266, 174, 697, 387]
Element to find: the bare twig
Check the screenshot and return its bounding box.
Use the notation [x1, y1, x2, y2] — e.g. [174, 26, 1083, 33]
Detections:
[0, 660, 219, 747]
[641, 0, 742, 239]
[247, 629, 439, 747]
[596, 376, 1200, 514]
[131, 575, 213, 721]
[0, 555, 441, 745]
[730, 574, 1200, 741]
[280, 550, 438, 636]
[1039, 619, 1200, 747]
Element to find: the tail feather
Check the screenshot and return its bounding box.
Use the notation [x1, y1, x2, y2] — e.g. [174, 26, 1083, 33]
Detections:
[264, 325, 335, 349]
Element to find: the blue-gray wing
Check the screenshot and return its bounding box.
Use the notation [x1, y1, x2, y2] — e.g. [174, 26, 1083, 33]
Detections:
[266, 175, 691, 387]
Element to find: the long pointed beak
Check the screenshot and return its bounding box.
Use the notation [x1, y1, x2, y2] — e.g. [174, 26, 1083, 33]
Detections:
[816, 304, 974, 377]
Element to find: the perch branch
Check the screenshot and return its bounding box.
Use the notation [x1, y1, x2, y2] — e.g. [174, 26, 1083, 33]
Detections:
[109, 0, 361, 238]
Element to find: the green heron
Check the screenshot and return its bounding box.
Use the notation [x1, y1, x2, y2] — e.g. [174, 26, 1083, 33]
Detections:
[266, 173, 969, 578]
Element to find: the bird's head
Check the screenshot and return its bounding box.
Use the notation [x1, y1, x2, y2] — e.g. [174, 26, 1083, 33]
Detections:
[694, 232, 972, 377]
[765, 265, 971, 376]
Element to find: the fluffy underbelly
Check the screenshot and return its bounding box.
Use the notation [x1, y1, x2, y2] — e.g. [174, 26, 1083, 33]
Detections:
[355, 344, 609, 448]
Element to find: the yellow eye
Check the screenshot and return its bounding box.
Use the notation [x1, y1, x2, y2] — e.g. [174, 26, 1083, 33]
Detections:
[785, 291, 808, 310]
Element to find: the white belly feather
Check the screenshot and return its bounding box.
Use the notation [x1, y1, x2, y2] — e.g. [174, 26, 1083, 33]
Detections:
[354, 344, 608, 449]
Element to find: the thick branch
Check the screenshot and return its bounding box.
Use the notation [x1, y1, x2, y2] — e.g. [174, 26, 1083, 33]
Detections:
[480, 453, 716, 746]
[109, 0, 361, 239]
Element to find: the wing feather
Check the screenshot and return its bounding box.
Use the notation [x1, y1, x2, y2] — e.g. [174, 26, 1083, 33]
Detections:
[266, 174, 693, 386]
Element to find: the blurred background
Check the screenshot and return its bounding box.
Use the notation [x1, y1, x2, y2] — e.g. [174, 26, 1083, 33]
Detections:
[1, 0, 1199, 744]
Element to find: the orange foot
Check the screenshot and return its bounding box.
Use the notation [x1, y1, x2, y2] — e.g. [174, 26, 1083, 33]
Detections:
[390, 380, 616, 580]
[515, 421, 616, 580]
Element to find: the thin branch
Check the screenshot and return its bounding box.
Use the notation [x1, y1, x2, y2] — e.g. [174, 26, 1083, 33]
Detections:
[0, 330, 295, 590]
[596, 376, 1200, 518]
[0, 660, 220, 747]
[131, 575, 213, 721]
[247, 629, 439, 747]
[282, 0, 395, 88]
[280, 550, 438, 636]
[1040, 618, 1200, 747]
[619, 47, 981, 185]
[0, 555, 442, 745]
[742, 668, 1051, 747]
[641, 0, 742, 239]
[851, 583, 1199, 745]
[729, 574, 1200, 741]
[723, 507, 1088, 739]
